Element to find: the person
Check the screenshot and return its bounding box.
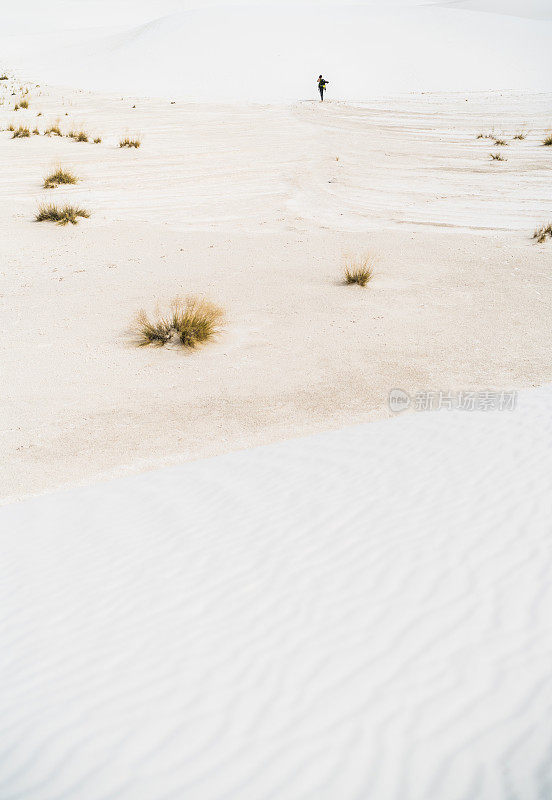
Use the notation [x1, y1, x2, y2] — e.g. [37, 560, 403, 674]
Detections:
[317, 75, 328, 102]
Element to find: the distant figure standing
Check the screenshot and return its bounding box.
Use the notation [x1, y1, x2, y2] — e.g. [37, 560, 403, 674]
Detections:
[318, 75, 328, 102]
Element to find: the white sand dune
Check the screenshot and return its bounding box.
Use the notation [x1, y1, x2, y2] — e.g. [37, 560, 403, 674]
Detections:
[2, 2, 551, 101]
[1, 385, 552, 799]
[1, 6, 552, 795]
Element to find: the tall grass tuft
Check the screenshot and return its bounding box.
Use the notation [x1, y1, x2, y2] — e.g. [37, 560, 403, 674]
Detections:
[44, 123, 62, 136]
[119, 136, 141, 148]
[344, 256, 375, 287]
[490, 152, 506, 161]
[12, 126, 30, 138]
[533, 224, 552, 244]
[136, 297, 224, 348]
[36, 203, 90, 225]
[543, 134, 552, 147]
[43, 167, 78, 188]
[68, 130, 89, 142]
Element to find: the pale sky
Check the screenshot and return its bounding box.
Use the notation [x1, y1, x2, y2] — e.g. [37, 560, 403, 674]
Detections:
[4, 0, 551, 34]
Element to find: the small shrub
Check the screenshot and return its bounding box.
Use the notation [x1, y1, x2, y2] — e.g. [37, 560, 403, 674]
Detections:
[0, 75, 8, 81]
[93, 137, 102, 144]
[490, 153, 506, 161]
[14, 104, 19, 111]
[43, 167, 78, 188]
[119, 136, 141, 148]
[44, 123, 62, 136]
[344, 257, 375, 287]
[12, 126, 30, 138]
[19, 99, 29, 109]
[136, 297, 224, 348]
[543, 135, 552, 147]
[32, 128, 40, 135]
[533, 224, 552, 244]
[494, 138, 508, 146]
[36, 203, 90, 225]
[513, 132, 527, 140]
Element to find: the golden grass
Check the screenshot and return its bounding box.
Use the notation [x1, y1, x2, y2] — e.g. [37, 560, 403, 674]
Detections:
[543, 134, 552, 147]
[19, 98, 29, 109]
[490, 152, 506, 161]
[43, 167, 78, 189]
[32, 127, 40, 135]
[136, 297, 224, 348]
[119, 136, 141, 148]
[344, 256, 375, 287]
[68, 130, 89, 142]
[493, 138, 508, 146]
[12, 126, 30, 138]
[93, 137, 102, 144]
[36, 203, 90, 225]
[0, 75, 8, 81]
[513, 132, 527, 140]
[44, 123, 62, 136]
[533, 224, 552, 244]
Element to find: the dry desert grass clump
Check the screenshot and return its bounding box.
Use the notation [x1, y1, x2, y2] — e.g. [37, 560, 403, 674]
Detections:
[44, 123, 62, 136]
[344, 256, 375, 287]
[43, 166, 78, 188]
[68, 130, 89, 142]
[543, 134, 552, 147]
[533, 224, 552, 244]
[493, 138, 508, 146]
[18, 98, 29, 109]
[490, 152, 506, 161]
[12, 125, 30, 138]
[32, 127, 40, 135]
[513, 132, 527, 140]
[136, 297, 224, 348]
[0, 74, 8, 81]
[36, 203, 90, 225]
[93, 137, 102, 144]
[119, 136, 141, 148]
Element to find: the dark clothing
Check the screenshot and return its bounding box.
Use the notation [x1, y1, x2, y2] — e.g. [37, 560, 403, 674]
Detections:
[318, 78, 328, 101]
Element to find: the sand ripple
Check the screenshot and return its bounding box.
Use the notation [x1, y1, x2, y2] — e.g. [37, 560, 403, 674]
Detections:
[1, 387, 551, 799]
